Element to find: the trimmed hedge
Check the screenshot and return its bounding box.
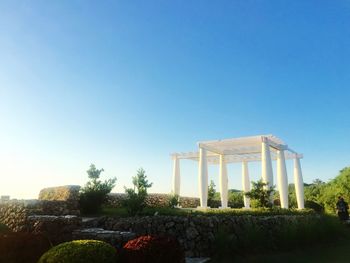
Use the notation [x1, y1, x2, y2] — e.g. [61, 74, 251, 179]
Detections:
[38, 240, 118, 263]
[122, 235, 185, 263]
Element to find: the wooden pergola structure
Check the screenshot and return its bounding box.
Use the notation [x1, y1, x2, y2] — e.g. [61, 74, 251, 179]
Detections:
[171, 135, 304, 209]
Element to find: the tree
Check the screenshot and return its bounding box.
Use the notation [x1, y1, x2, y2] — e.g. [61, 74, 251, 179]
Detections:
[318, 167, 350, 212]
[304, 179, 325, 203]
[228, 191, 244, 208]
[245, 180, 275, 208]
[131, 168, 153, 193]
[79, 164, 117, 214]
[124, 168, 153, 216]
[208, 180, 217, 207]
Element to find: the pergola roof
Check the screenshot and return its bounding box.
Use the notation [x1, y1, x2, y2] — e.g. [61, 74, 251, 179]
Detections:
[171, 134, 302, 164]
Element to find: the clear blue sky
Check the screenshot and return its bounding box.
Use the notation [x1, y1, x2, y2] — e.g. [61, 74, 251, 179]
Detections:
[1, 1, 350, 199]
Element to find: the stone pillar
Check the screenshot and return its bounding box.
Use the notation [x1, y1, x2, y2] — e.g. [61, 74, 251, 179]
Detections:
[261, 137, 274, 188]
[294, 156, 305, 209]
[277, 150, 288, 208]
[219, 155, 228, 208]
[242, 161, 251, 209]
[172, 157, 180, 196]
[198, 147, 208, 208]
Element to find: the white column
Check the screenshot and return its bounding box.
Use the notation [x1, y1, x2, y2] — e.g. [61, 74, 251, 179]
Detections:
[219, 155, 228, 209]
[261, 137, 274, 188]
[277, 150, 288, 209]
[198, 147, 208, 208]
[294, 156, 304, 209]
[242, 161, 251, 209]
[172, 157, 180, 196]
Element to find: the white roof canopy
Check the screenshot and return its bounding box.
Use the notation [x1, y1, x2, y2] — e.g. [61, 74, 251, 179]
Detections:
[171, 134, 302, 164]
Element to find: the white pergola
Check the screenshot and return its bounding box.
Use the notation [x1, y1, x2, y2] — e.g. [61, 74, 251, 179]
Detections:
[171, 135, 304, 209]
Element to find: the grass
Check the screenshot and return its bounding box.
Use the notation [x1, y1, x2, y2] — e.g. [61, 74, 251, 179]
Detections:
[229, 229, 350, 263]
[209, 215, 348, 263]
[97, 206, 315, 217]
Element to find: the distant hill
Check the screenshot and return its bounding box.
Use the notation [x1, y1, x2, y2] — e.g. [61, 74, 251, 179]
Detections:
[228, 189, 242, 193]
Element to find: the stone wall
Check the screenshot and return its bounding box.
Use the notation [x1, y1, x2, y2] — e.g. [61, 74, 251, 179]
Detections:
[106, 193, 243, 208]
[84, 214, 320, 257]
[39, 185, 80, 212]
[0, 199, 80, 232]
[107, 193, 200, 208]
[28, 215, 82, 244]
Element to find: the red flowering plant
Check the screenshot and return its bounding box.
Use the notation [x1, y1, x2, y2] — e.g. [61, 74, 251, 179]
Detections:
[121, 235, 185, 263]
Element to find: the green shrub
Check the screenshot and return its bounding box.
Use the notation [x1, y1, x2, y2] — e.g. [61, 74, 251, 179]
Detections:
[124, 168, 152, 216]
[207, 180, 217, 208]
[305, 200, 324, 213]
[168, 193, 180, 208]
[228, 191, 244, 208]
[124, 188, 147, 216]
[79, 164, 117, 214]
[210, 226, 238, 262]
[38, 240, 118, 263]
[245, 180, 275, 208]
[211, 214, 345, 260]
[0, 232, 51, 263]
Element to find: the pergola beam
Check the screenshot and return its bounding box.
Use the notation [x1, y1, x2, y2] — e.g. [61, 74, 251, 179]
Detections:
[170, 151, 303, 164]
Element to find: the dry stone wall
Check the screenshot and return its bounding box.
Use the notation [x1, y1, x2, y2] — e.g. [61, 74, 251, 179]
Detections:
[0, 199, 80, 232]
[107, 193, 200, 208]
[39, 185, 80, 212]
[85, 214, 319, 257]
[28, 215, 82, 243]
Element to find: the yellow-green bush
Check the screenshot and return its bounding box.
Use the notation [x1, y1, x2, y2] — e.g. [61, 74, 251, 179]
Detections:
[38, 240, 118, 263]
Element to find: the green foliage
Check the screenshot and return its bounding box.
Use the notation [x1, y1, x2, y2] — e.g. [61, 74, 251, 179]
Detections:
[168, 193, 180, 208]
[304, 179, 326, 203]
[132, 168, 153, 193]
[298, 168, 350, 213]
[305, 200, 324, 213]
[124, 188, 147, 216]
[101, 206, 315, 217]
[318, 167, 350, 213]
[288, 184, 298, 208]
[211, 214, 345, 260]
[38, 240, 117, 263]
[209, 226, 238, 262]
[79, 164, 117, 214]
[124, 168, 153, 216]
[245, 180, 275, 208]
[228, 191, 244, 208]
[208, 180, 217, 207]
